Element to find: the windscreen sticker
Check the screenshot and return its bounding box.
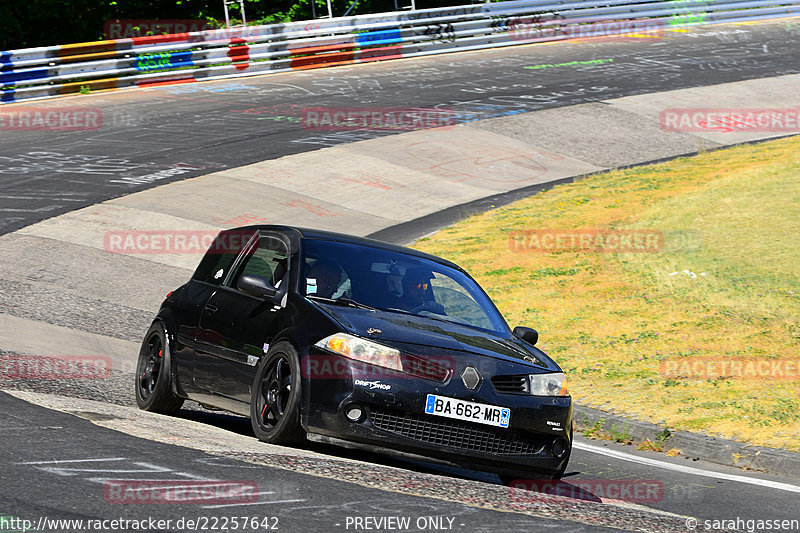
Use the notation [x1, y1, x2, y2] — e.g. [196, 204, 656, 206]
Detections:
[214, 268, 224, 279]
[306, 278, 317, 294]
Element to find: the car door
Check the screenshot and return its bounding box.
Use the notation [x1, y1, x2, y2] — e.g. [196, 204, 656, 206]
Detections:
[195, 231, 292, 407]
[172, 228, 257, 395]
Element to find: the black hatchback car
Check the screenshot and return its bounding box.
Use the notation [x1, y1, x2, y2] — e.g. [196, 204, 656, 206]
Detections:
[135, 225, 572, 480]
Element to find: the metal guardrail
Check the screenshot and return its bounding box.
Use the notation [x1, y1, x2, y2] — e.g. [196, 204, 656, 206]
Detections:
[1, 0, 799, 104]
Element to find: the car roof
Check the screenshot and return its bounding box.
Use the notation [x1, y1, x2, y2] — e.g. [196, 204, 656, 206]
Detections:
[227, 224, 462, 271]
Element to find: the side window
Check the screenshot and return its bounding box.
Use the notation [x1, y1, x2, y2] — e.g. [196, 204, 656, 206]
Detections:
[192, 230, 256, 285]
[229, 235, 289, 291]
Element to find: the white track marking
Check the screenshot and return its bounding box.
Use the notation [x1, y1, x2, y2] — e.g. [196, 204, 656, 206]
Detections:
[574, 441, 800, 494]
[17, 457, 127, 464]
[202, 497, 307, 509]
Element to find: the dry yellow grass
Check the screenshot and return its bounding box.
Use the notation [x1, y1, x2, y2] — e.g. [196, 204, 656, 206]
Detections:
[413, 136, 800, 451]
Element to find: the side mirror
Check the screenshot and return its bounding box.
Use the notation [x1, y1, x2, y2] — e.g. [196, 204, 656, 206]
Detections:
[237, 274, 285, 305]
[513, 326, 538, 346]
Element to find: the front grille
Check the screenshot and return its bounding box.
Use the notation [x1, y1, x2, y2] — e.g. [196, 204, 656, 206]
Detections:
[492, 375, 528, 394]
[370, 408, 548, 455]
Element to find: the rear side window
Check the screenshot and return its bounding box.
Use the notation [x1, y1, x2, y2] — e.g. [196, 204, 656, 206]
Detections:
[192, 230, 256, 285]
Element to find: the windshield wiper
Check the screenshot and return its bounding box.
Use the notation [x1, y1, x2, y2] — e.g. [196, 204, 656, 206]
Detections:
[383, 306, 415, 316]
[307, 295, 376, 311]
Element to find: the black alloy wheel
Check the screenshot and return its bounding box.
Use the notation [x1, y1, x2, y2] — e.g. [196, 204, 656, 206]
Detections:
[135, 322, 184, 413]
[250, 341, 305, 444]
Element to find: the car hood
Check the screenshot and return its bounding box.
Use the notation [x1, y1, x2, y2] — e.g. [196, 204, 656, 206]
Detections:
[317, 304, 558, 371]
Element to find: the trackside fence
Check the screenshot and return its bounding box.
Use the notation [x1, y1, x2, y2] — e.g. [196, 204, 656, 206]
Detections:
[2, 0, 800, 103]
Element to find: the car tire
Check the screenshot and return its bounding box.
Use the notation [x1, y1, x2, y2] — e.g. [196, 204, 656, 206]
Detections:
[250, 341, 305, 444]
[135, 322, 184, 414]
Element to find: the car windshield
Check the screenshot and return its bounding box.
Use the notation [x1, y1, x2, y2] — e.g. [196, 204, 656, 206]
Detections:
[301, 239, 509, 335]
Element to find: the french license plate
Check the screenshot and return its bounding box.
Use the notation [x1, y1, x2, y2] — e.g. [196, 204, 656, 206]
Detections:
[424, 394, 510, 428]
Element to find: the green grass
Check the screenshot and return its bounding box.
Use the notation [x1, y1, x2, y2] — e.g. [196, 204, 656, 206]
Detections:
[413, 136, 800, 451]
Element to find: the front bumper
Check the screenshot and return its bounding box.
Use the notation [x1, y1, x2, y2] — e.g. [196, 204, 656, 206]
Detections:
[302, 347, 572, 477]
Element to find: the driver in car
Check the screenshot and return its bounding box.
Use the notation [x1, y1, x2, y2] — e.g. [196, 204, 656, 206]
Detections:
[399, 268, 445, 314]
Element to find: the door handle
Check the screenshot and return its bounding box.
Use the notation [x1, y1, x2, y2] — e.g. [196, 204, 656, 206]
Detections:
[205, 304, 219, 314]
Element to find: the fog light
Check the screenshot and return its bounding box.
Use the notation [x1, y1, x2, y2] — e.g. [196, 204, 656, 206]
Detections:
[345, 404, 364, 422]
[552, 438, 568, 458]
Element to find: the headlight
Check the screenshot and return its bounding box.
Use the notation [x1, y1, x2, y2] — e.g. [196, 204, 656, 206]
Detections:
[529, 372, 569, 396]
[315, 333, 403, 372]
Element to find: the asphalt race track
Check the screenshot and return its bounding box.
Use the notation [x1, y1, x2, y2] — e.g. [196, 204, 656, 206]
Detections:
[2, 20, 800, 234]
[1, 19, 799, 533]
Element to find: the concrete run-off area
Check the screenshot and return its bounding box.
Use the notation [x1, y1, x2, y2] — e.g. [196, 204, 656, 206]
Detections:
[0, 69, 799, 476]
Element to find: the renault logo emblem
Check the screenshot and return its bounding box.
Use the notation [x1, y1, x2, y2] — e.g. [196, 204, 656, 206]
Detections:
[461, 366, 482, 390]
